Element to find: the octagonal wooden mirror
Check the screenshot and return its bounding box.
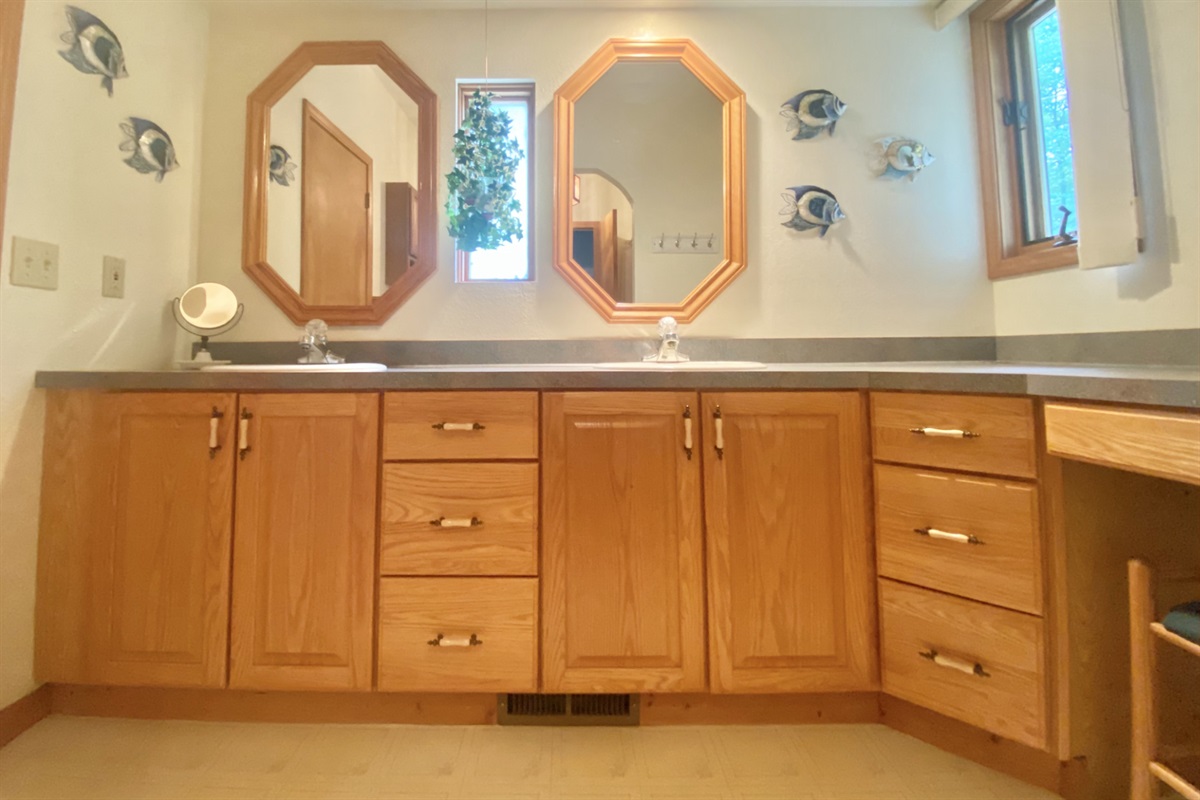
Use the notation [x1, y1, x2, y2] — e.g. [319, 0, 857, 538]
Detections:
[243, 41, 437, 325]
[553, 39, 746, 323]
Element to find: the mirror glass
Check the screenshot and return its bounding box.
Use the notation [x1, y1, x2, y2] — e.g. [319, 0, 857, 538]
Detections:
[572, 62, 724, 304]
[179, 282, 239, 329]
[266, 64, 420, 306]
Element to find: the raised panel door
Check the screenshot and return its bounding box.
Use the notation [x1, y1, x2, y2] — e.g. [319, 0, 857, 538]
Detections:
[542, 392, 705, 692]
[229, 393, 378, 691]
[704, 392, 878, 693]
[86, 393, 236, 687]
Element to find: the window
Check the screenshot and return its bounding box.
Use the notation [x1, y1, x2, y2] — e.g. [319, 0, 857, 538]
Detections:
[455, 82, 534, 282]
[971, 0, 1079, 278]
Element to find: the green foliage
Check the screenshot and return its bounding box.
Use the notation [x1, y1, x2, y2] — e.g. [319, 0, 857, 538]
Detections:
[445, 91, 524, 252]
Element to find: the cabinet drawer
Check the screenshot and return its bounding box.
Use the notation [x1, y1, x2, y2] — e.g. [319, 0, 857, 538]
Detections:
[875, 464, 1043, 614]
[880, 579, 1047, 750]
[383, 392, 538, 461]
[871, 393, 1036, 479]
[380, 463, 537, 576]
[378, 578, 537, 692]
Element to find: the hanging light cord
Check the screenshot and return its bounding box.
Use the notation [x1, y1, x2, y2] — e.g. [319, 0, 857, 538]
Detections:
[484, 0, 490, 86]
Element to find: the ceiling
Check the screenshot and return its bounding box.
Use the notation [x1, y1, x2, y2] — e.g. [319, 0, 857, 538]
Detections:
[223, 0, 934, 8]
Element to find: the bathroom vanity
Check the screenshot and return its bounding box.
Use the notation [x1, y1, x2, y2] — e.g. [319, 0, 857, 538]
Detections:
[29, 362, 1200, 798]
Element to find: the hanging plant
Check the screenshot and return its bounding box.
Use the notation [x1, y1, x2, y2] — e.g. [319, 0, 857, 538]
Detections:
[445, 90, 524, 252]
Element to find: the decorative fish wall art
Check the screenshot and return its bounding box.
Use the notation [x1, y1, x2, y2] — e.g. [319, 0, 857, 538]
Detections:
[780, 90, 846, 140]
[269, 145, 298, 187]
[872, 136, 936, 181]
[780, 185, 845, 237]
[59, 5, 128, 97]
[119, 118, 178, 182]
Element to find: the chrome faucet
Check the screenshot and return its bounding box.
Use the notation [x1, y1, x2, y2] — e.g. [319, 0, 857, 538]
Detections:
[298, 319, 345, 364]
[644, 316, 689, 363]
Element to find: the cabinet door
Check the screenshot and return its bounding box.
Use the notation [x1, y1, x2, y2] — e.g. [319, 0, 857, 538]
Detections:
[704, 392, 878, 693]
[43, 392, 237, 687]
[542, 392, 705, 692]
[230, 393, 378, 691]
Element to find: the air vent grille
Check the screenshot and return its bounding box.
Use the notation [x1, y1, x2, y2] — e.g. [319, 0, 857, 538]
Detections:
[498, 694, 639, 726]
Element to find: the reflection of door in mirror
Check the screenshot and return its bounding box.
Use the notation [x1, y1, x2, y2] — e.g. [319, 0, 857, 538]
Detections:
[301, 100, 372, 305]
[572, 61, 722, 305]
[572, 209, 628, 302]
[573, 172, 632, 302]
[266, 63, 421, 308]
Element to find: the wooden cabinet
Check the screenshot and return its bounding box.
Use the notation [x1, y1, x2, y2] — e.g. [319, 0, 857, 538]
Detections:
[229, 393, 378, 691]
[36, 392, 236, 687]
[542, 392, 706, 692]
[703, 392, 878, 693]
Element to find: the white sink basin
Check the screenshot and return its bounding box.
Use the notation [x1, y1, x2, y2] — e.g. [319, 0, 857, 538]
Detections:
[200, 363, 388, 373]
[591, 360, 767, 371]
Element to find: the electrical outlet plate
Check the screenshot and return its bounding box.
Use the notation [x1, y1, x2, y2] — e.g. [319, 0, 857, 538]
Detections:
[102, 255, 126, 298]
[10, 237, 59, 290]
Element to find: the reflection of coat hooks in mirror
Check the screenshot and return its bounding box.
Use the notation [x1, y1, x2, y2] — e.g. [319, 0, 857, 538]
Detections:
[650, 232, 718, 254]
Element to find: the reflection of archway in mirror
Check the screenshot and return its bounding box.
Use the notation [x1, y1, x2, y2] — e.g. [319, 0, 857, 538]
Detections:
[244, 41, 436, 326]
[573, 169, 633, 302]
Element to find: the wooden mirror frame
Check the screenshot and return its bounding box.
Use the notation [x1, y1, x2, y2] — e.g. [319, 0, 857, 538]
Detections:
[243, 41, 437, 326]
[553, 39, 746, 324]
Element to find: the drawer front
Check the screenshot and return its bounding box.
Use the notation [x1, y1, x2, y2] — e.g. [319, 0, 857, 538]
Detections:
[875, 464, 1043, 614]
[378, 577, 537, 692]
[383, 392, 538, 461]
[380, 463, 537, 576]
[879, 579, 1047, 750]
[871, 393, 1037, 479]
[1045, 402, 1200, 486]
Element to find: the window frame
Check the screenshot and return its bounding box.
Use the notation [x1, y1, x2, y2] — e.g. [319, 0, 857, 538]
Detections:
[970, 0, 1078, 279]
[454, 81, 536, 282]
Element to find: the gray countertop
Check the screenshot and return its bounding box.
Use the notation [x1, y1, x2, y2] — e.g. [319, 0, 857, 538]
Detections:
[33, 361, 1200, 409]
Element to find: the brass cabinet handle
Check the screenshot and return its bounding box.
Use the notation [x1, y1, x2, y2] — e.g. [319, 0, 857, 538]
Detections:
[429, 517, 483, 528]
[914, 527, 982, 545]
[919, 649, 990, 678]
[432, 422, 485, 431]
[428, 633, 483, 647]
[909, 426, 980, 439]
[683, 405, 693, 460]
[238, 409, 252, 459]
[209, 407, 225, 458]
[713, 405, 725, 459]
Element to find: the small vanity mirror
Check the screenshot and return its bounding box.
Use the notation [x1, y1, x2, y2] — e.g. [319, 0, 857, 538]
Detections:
[244, 42, 436, 325]
[173, 282, 243, 366]
[555, 40, 746, 323]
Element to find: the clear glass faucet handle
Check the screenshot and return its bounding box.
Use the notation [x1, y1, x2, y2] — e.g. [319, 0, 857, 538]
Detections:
[303, 319, 328, 342]
[658, 316, 679, 338]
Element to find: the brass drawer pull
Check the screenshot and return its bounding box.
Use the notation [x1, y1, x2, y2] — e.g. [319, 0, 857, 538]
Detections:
[909, 426, 981, 439]
[914, 527, 982, 545]
[428, 633, 483, 647]
[919, 648, 990, 678]
[433, 422, 486, 431]
[430, 516, 484, 528]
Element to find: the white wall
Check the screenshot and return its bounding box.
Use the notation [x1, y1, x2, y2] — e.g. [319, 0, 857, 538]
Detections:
[267, 65, 419, 296]
[991, 0, 1200, 335]
[574, 61, 724, 304]
[0, 0, 209, 707]
[197, 5, 995, 340]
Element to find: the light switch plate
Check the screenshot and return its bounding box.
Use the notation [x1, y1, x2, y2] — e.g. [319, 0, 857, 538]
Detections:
[10, 236, 59, 290]
[102, 255, 126, 298]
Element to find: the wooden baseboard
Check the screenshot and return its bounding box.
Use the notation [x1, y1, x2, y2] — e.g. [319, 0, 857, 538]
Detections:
[50, 685, 498, 725]
[641, 692, 881, 725]
[0, 685, 52, 749]
[880, 694, 1087, 798]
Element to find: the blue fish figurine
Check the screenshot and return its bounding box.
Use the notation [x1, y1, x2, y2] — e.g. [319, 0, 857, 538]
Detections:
[59, 6, 128, 97]
[874, 136, 936, 181]
[780, 90, 846, 140]
[780, 185, 846, 237]
[119, 118, 179, 182]
[269, 145, 297, 187]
